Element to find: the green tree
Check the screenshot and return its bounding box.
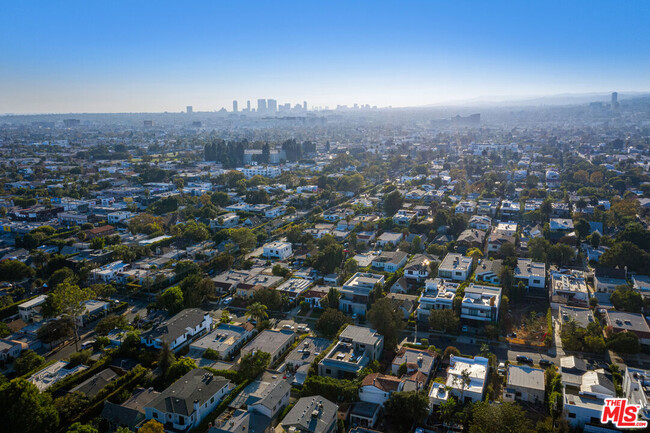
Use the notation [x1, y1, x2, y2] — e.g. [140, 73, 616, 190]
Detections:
[367, 297, 404, 350]
[575, 218, 591, 240]
[165, 358, 197, 384]
[95, 314, 128, 335]
[383, 189, 404, 216]
[174, 260, 201, 277]
[468, 401, 532, 433]
[246, 302, 269, 324]
[159, 342, 176, 378]
[47, 267, 76, 290]
[599, 241, 650, 272]
[138, 419, 164, 433]
[228, 228, 257, 252]
[0, 260, 35, 281]
[301, 376, 359, 403]
[66, 423, 98, 433]
[0, 379, 59, 433]
[14, 350, 45, 376]
[610, 285, 643, 313]
[428, 308, 459, 333]
[239, 351, 271, 381]
[606, 331, 640, 354]
[384, 391, 429, 429]
[315, 308, 352, 339]
[443, 346, 460, 360]
[159, 286, 184, 314]
[321, 288, 341, 309]
[54, 392, 89, 427]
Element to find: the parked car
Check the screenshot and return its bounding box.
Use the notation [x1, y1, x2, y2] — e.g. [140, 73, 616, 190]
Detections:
[497, 362, 506, 375]
[223, 296, 233, 305]
[81, 340, 96, 350]
[516, 355, 533, 364]
[539, 359, 554, 368]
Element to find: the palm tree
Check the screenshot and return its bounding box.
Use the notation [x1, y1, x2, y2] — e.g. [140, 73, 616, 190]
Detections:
[246, 302, 268, 325]
[438, 396, 457, 426]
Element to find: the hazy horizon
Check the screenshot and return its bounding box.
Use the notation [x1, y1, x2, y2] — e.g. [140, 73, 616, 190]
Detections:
[2, 1, 649, 114]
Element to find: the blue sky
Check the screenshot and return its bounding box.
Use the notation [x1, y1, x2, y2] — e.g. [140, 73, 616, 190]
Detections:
[1, 0, 649, 113]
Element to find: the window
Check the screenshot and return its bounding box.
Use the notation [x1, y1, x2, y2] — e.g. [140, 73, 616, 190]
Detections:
[568, 413, 576, 418]
[326, 369, 331, 374]
[211, 397, 214, 403]
[153, 413, 158, 419]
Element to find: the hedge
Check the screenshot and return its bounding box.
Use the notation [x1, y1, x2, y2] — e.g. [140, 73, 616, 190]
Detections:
[0, 294, 39, 320]
[46, 351, 114, 395]
[63, 365, 148, 431]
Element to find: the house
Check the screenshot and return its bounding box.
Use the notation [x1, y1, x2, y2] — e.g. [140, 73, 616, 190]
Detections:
[208, 409, 272, 433]
[280, 396, 338, 433]
[500, 200, 520, 218]
[319, 325, 384, 379]
[438, 253, 473, 281]
[404, 254, 437, 282]
[339, 272, 385, 316]
[514, 259, 546, 289]
[144, 369, 231, 432]
[275, 278, 313, 299]
[429, 356, 489, 406]
[385, 293, 417, 319]
[559, 306, 596, 330]
[550, 270, 589, 309]
[229, 377, 291, 420]
[461, 284, 502, 323]
[262, 241, 292, 260]
[593, 267, 627, 293]
[18, 295, 48, 322]
[389, 276, 408, 294]
[0, 338, 26, 361]
[604, 311, 650, 345]
[477, 199, 499, 216]
[107, 211, 135, 225]
[560, 357, 616, 430]
[495, 222, 517, 237]
[455, 200, 476, 215]
[474, 259, 502, 285]
[632, 274, 650, 299]
[550, 218, 574, 233]
[503, 365, 545, 404]
[210, 213, 239, 229]
[101, 387, 161, 432]
[375, 232, 403, 248]
[391, 347, 437, 380]
[77, 300, 110, 327]
[285, 337, 332, 371]
[468, 215, 491, 231]
[371, 251, 408, 272]
[456, 229, 486, 253]
[359, 373, 404, 406]
[355, 231, 377, 245]
[487, 232, 515, 254]
[240, 329, 295, 364]
[28, 360, 88, 391]
[141, 309, 213, 352]
[349, 402, 381, 429]
[392, 209, 417, 225]
[622, 367, 650, 424]
[85, 224, 116, 240]
[188, 322, 257, 361]
[302, 286, 331, 308]
[416, 278, 459, 322]
[71, 369, 118, 399]
[58, 212, 88, 226]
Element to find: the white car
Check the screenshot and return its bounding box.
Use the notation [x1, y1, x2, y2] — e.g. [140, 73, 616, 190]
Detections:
[81, 340, 95, 350]
[223, 297, 233, 305]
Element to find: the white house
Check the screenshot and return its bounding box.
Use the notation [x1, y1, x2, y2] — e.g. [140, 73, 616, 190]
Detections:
[429, 356, 489, 407]
[262, 241, 292, 260]
[18, 295, 48, 322]
[145, 369, 231, 431]
[514, 259, 546, 289]
[359, 373, 404, 406]
[416, 279, 459, 322]
[141, 309, 213, 352]
[461, 284, 502, 323]
[438, 253, 473, 281]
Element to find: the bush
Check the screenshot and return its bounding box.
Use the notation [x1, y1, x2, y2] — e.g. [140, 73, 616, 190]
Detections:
[203, 348, 220, 361]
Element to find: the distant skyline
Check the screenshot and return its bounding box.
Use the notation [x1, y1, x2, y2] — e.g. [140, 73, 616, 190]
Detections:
[1, 1, 650, 114]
